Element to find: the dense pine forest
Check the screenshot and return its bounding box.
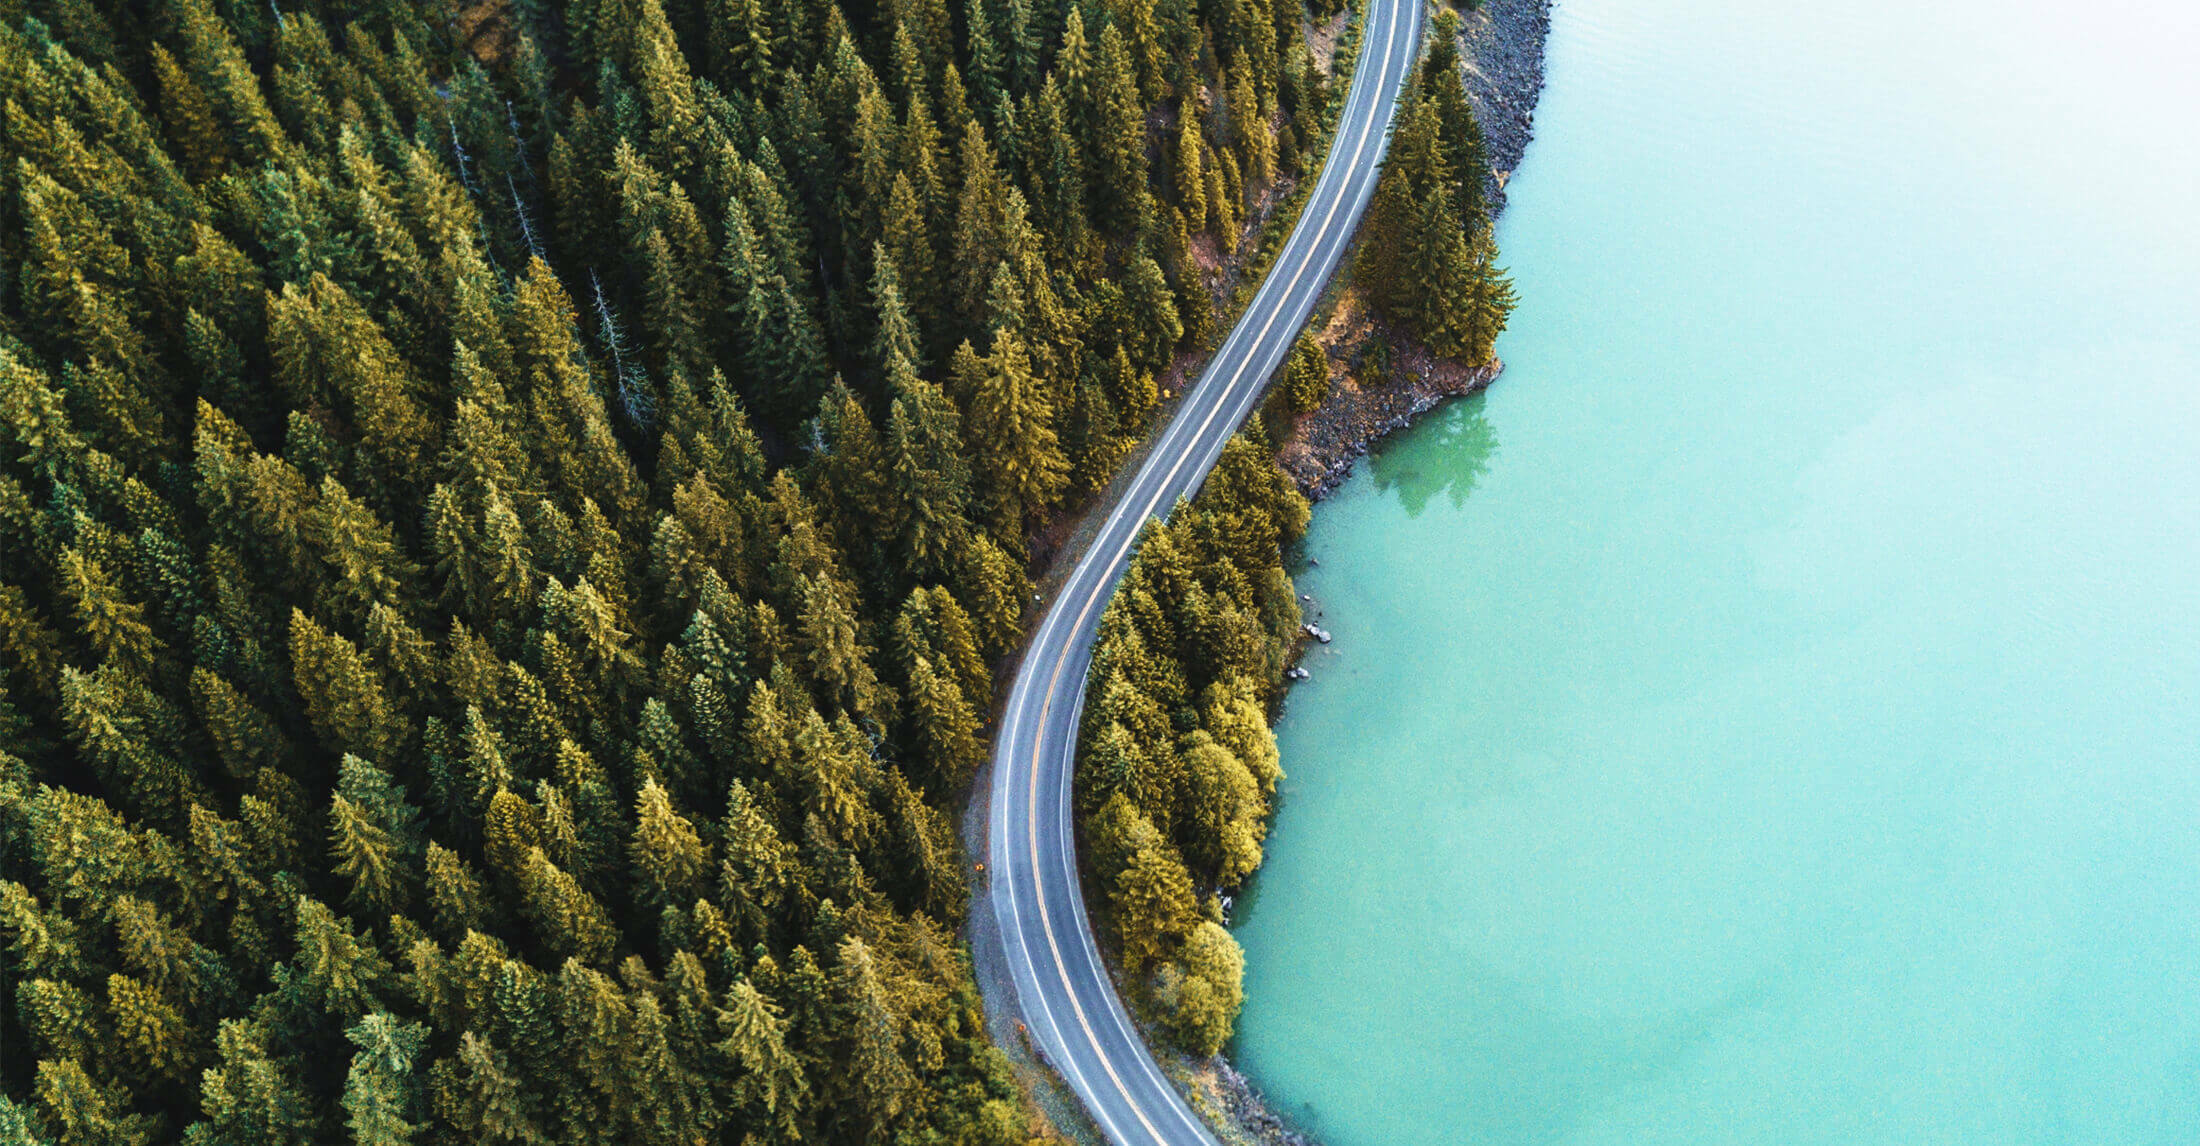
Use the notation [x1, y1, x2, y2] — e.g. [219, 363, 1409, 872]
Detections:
[1359, 9, 1512, 364]
[0, 0, 1357, 1137]
[1076, 434, 1306, 1058]
[1070, 6, 1510, 1059]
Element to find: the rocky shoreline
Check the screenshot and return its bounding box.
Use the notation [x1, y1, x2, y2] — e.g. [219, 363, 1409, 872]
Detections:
[1277, 305, 1504, 497]
[1207, 3, 1550, 1144]
[1460, 0, 1553, 211]
[1276, 0, 1550, 503]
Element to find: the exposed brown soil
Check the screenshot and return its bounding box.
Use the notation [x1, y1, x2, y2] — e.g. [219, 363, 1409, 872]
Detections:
[1275, 287, 1502, 498]
[1277, 0, 1549, 503]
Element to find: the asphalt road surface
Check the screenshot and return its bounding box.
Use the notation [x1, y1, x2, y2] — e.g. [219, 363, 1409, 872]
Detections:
[982, 0, 1425, 1139]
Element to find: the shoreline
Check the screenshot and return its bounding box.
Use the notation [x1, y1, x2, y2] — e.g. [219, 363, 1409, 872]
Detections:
[1205, 1, 1552, 1143]
[959, 1, 1552, 1141]
[957, 6, 1381, 1141]
[1277, 0, 1551, 503]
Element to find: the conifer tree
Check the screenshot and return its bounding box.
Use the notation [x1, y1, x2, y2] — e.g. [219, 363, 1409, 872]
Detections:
[720, 976, 809, 1135]
[151, 44, 229, 180]
[342, 1013, 426, 1146]
[903, 655, 984, 789]
[883, 375, 976, 582]
[169, 0, 288, 164]
[1424, 10, 1492, 224]
[869, 246, 925, 384]
[1174, 121, 1213, 232]
[444, 1031, 545, 1145]
[1024, 77, 1090, 264]
[950, 121, 1011, 332]
[1088, 24, 1154, 235]
[290, 609, 407, 760]
[1281, 328, 1331, 413]
[1001, 0, 1040, 94]
[519, 849, 617, 965]
[629, 779, 708, 909]
[836, 937, 917, 1134]
[966, 330, 1069, 534]
[1123, 255, 1185, 368]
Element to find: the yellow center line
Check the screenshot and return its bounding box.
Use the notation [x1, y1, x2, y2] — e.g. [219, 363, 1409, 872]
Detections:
[1011, 0, 1411, 1139]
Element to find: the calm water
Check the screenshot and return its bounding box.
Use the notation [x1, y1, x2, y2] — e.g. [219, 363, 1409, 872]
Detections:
[1229, 0, 2200, 1142]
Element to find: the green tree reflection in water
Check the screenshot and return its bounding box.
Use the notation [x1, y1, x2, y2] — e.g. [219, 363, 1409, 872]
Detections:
[1368, 396, 1499, 517]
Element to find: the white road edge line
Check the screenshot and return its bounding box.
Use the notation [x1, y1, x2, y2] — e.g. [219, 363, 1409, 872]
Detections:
[991, 0, 1420, 1140]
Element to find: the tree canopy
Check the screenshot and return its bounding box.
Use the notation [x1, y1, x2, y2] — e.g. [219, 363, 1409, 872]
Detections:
[0, 0, 1350, 1137]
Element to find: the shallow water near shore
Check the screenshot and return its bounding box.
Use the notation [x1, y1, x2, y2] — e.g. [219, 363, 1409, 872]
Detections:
[1229, 0, 2200, 1142]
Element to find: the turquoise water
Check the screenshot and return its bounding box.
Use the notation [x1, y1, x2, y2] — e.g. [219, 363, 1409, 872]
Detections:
[1229, 1, 2200, 1142]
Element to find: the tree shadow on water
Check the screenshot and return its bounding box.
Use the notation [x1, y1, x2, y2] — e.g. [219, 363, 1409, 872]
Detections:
[1368, 395, 1499, 517]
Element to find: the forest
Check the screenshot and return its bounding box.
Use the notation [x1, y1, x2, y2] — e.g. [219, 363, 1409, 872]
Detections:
[1075, 433, 1305, 1058]
[0, 0, 1355, 1138]
[1072, 4, 1511, 1058]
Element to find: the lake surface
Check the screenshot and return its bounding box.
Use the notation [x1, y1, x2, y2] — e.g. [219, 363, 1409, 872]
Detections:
[1229, 0, 2200, 1142]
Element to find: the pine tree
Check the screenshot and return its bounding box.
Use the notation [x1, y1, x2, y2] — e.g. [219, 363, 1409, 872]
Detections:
[289, 609, 407, 760]
[892, 585, 990, 704]
[867, 245, 924, 383]
[1174, 120, 1212, 232]
[150, 43, 229, 180]
[518, 848, 617, 964]
[883, 375, 975, 582]
[966, 330, 1068, 533]
[796, 574, 889, 721]
[718, 977, 808, 1133]
[903, 655, 983, 789]
[1281, 328, 1330, 413]
[964, 0, 1005, 114]
[629, 779, 707, 909]
[191, 1018, 317, 1145]
[1088, 23, 1153, 235]
[329, 792, 405, 916]
[445, 1031, 546, 1145]
[1025, 77, 1090, 265]
[329, 754, 425, 915]
[107, 972, 195, 1085]
[881, 174, 946, 357]
[718, 778, 791, 939]
[33, 1058, 157, 1146]
[1465, 224, 1518, 365]
[424, 842, 490, 939]
[949, 121, 1011, 333]
[1001, 0, 1040, 94]
[836, 937, 917, 1133]
[59, 548, 158, 675]
[1424, 10, 1491, 224]
[292, 895, 393, 1019]
[169, 0, 289, 164]
[342, 1013, 426, 1146]
[265, 276, 439, 487]
[720, 0, 778, 93]
[1122, 255, 1184, 369]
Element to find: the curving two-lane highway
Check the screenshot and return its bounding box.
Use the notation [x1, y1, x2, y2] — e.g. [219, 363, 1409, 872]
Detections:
[981, 0, 1425, 1140]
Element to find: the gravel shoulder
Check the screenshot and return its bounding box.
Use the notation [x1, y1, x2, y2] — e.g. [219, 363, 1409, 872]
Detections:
[1197, 3, 1551, 1143]
[959, 3, 1551, 1141]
